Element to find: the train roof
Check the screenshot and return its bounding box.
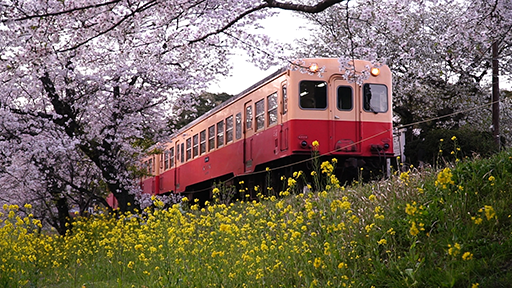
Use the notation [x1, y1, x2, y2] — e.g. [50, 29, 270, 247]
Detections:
[168, 65, 289, 141]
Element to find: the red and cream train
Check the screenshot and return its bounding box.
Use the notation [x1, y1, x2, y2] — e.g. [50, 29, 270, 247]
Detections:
[140, 58, 394, 201]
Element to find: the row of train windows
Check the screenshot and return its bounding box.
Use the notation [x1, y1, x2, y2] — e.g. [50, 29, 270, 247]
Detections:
[146, 82, 387, 174]
[158, 91, 281, 170]
[248, 91, 279, 131]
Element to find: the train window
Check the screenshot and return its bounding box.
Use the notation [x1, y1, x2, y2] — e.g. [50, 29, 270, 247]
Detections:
[148, 158, 153, 175]
[235, 112, 242, 140]
[200, 130, 206, 154]
[226, 115, 233, 144]
[245, 105, 253, 130]
[143, 160, 148, 176]
[282, 85, 288, 114]
[217, 120, 224, 148]
[164, 150, 169, 170]
[208, 125, 215, 151]
[170, 147, 175, 168]
[186, 137, 192, 161]
[193, 134, 199, 158]
[180, 143, 184, 163]
[363, 84, 388, 113]
[299, 80, 327, 109]
[267, 92, 278, 126]
[337, 86, 353, 111]
[255, 99, 265, 130]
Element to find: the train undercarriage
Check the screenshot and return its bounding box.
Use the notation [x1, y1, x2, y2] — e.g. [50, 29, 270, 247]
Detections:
[178, 154, 393, 205]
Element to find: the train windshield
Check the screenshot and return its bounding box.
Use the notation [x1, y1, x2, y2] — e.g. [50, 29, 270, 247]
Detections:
[363, 84, 388, 113]
[299, 81, 327, 109]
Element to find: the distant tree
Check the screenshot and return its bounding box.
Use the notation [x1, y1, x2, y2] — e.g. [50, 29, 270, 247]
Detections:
[168, 92, 232, 132]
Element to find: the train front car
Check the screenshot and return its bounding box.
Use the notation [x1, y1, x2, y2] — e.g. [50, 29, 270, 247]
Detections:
[284, 58, 394, 182]
[128, 57, 394, 205]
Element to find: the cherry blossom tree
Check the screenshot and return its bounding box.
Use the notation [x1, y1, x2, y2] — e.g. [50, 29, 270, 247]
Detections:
[0, 0, 345, 218]
[297, 0, 512, 147]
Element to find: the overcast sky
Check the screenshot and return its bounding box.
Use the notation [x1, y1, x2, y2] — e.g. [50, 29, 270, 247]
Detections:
[208, 11, 309, 95]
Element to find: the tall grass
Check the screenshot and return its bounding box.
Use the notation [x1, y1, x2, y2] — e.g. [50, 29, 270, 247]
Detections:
[1, 146, 512, 287]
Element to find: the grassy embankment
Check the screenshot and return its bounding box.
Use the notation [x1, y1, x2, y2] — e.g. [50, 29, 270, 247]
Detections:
[1, 139, 512, 287]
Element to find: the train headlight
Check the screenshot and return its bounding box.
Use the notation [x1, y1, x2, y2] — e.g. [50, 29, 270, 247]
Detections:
[370, 67, 380, 76]
[309, 63, 320, 73]
[300, 140, 308, 148]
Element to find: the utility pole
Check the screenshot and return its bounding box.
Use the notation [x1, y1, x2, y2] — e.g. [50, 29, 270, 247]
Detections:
[492, 41, 500, 149]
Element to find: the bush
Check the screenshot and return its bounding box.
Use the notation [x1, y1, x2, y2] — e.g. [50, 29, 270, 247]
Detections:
[405, 129, 499, 166]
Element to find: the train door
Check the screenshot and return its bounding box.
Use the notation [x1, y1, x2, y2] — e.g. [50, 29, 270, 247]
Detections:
[175, 140, 181, 191]
[280, 82, 289, 151]
[150, 156, 155, 193]
[244, 101, 254, 172]
[330, 77, 360, 153]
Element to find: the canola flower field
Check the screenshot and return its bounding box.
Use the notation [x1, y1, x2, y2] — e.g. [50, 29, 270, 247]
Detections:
[1, 143, 512, 287]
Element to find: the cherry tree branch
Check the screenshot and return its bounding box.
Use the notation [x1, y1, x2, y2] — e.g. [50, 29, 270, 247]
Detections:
[189, 0, 345, 44]
[5, 0, 123, 22]
[58, 0, 159, 52]
[264, 0, 345, 13]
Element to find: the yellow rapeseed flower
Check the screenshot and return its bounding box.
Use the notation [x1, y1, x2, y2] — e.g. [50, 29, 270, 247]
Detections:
[331, 199, 351, 212]
[462, 252, 473, 261]
[410, 222, 419, 236]
[484, 205, 496, 220]
[405, 202, 418, 216]
[321, 161, 334, 174]
[399, 171, 410, 182]
[312, 140, 319, 147]
[472, 216, 483, 225]
[435, 167, 454, 188]
[127, 261, 135, 269]
[448, 243, 461, 256]
[313, 257, 322, 268]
